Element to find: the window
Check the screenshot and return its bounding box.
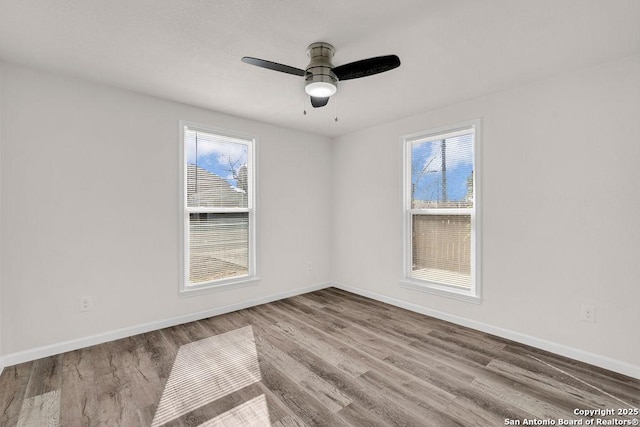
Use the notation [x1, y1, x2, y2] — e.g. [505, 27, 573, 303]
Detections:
[401, 120, 481, 302]
[179, 122, 257, 293]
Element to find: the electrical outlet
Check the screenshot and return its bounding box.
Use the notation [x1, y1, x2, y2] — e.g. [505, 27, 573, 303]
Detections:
[580, 304, 595, 322]
[307, 261, 313, 271]
[79, 296, 93, 312]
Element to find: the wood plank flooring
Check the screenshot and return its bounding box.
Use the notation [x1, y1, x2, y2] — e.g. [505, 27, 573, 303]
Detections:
[1, 287, 638, 426]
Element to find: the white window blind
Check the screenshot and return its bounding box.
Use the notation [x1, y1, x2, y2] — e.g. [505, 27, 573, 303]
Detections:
[403, 121, 480, 301]
[181, 123, 256, 292]
[188, 213, 249, 283]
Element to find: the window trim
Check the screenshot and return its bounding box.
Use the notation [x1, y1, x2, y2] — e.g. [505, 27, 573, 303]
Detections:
[400, 119, 482, 303]
[178, 120, 259, 295]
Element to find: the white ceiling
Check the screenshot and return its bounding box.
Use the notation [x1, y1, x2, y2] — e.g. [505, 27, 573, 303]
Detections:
[1, 0, 639, 137]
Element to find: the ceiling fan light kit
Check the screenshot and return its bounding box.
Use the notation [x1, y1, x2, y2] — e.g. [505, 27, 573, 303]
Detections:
[304, 42, 338, 98]
[242, 41, 400, 109]
[305, 81, 337, 98]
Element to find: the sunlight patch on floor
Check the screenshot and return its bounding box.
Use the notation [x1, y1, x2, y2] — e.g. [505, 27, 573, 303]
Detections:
[152, 325, 261, 426]
[17, 389, 60, 427]
[197, 394, 270, 426]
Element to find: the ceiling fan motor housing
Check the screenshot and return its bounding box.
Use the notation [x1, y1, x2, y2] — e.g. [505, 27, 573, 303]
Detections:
[305, 42, 338, 96]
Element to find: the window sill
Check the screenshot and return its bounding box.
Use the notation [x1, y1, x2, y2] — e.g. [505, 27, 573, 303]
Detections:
[180, 276, 261, 297]
[400, 278, 481, 304]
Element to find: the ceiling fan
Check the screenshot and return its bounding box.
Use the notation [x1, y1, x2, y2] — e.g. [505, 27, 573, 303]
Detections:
[242, 42, 401, 108]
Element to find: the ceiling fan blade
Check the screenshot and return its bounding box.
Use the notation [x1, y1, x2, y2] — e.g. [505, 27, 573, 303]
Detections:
[241, 57, 306, 76]
[310, 96, 330, 108]
[333, 55, 401, 81]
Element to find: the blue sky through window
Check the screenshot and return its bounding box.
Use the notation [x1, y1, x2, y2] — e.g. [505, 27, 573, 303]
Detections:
[411, 133, 473, 204]
[185, 129, 248, 189]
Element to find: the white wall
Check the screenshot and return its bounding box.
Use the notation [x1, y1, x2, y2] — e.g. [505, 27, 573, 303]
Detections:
[332, 55, 640, 373]
[0, 63, 332, 355]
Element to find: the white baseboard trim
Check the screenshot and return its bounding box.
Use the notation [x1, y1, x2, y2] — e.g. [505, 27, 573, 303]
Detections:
[331, 282, 640, 380]
[0, 282, 331, 372]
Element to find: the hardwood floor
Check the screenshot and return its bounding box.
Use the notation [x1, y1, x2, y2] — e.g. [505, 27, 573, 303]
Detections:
[1, 287, 638, 426]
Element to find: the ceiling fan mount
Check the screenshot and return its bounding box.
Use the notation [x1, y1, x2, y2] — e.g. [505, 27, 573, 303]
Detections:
[242, 42, 400, 109]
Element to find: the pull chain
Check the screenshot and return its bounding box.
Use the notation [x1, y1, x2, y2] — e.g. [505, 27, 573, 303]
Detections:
[301, 95, 340, 122]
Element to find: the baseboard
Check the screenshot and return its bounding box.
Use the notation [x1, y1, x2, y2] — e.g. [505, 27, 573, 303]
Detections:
[0, 282, 331, 370]
[331, 282, 640, 380]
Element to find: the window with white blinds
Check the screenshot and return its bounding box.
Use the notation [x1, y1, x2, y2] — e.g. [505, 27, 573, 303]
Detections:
[180, 122, 257, 293]
[402, 120, 481, 302]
